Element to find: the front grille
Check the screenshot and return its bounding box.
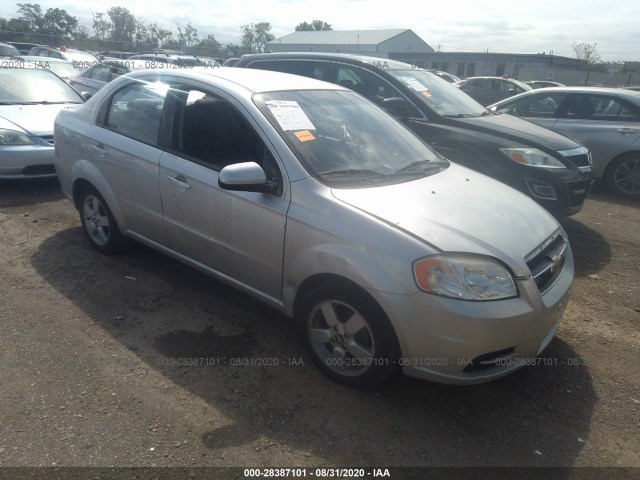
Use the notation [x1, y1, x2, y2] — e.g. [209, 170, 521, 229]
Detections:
[567, 179, 592, 207]
[526, 234, 567, 293]
[38, 135, 54, 145]
[22, 164, 56, 176]
[564, 153, 591, 168]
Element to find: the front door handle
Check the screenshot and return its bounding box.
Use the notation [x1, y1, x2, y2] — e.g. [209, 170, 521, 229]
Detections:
[617, 128, 637, 135]
[89, 143, 106, 157]
[168, 175, 191, 190]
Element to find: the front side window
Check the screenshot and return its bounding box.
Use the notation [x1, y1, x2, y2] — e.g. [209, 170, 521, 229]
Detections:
[335, 65, 406, 107]
[495, 92, 567, 118]
[104, 82, 167, 143]
[169, 87, 275, 175]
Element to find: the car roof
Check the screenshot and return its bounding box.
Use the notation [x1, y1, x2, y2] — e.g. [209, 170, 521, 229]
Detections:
[508, 86, 640, 98]
[490, 86, 640, 107]
[238, 52, 418, 71]
[126, 66, 346, 94]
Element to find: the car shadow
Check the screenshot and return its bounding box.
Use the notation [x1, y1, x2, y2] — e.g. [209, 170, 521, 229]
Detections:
[0, 177, 64, 208]
[589, 181, 639, 209]
[559, 217, 611, 278]
[31, 228, 596, 469]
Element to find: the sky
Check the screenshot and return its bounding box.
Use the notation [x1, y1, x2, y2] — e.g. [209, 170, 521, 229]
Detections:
[2, 0, 640, 61]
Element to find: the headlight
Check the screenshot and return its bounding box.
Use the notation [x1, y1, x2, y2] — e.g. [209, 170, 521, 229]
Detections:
[500, 148, 565, 168]
[413, 255, 517, 301]
[0, 129, 35, 145]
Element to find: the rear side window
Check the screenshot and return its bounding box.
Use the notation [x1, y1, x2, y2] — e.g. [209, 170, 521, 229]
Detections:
[563, 94, 640, 121]
[104, 82, 167, 144]
[248, 59, 332, 82]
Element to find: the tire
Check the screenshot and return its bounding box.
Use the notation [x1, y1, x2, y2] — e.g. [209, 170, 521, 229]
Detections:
[604, 155, 640, 200]
[297, 282, 400, 388]
[78, 185, 128, 254]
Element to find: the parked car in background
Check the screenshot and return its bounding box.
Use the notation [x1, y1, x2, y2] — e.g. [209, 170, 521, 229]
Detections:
[3, 41, 46, 55]
[69, 60, 149, 98]
[0, 42, 20, 58]
[489, 87, 640, 199]
[455, 76, 533, 106]
[126, 53, 211, 67]
[525, 80, 566, 89]
[9, 56, 77, 82]
[432, 70, 462, 83]
[54, 67, 573, 387]
[222, 57, 241, 67]
[0, 64, 84, 179]
[28, 46, 99, 70]
[234, 53, 592, 216]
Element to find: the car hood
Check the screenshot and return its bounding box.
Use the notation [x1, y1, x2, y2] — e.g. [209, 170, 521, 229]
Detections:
[455, 113, 581, 151]
[0, 104, 81, 136]
[331, 164, 559, 276]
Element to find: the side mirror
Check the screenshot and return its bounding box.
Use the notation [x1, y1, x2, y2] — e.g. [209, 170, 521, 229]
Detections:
[81, 92, 93, 101]
[381, 97, 411, 117]
[218, 162, 274, 193]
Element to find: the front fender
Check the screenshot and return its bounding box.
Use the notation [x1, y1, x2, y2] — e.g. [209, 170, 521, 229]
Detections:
[282, 242, 419, 317]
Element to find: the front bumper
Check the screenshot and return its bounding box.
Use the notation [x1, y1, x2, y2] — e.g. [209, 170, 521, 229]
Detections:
[374, 246, 573, 385]
[0, 145, 57, 179]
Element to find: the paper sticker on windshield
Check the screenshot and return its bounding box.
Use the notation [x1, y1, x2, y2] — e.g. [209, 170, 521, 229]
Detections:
[265, 100, 316, 131]
[422, 91, 432, 98]
[294, 130, 315, 142]
[400, 77, 428, 92]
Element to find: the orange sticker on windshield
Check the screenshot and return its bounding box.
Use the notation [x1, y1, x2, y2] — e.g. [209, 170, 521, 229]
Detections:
[295, 130, 316, 142]
[422, 91, 432, 97]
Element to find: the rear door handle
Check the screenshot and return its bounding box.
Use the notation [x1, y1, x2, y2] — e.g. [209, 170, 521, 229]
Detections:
[168, 175, 191, 190]
[616, 128, 637, 135]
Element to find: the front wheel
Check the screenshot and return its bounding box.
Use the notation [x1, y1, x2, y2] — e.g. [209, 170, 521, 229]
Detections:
[604, 155, 640, 200]
[79, 186, 128, 253]
[298, 283, 399, 387]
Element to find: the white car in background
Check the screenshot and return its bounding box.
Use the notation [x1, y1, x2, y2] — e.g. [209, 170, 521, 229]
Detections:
[0, 65, 84, 179]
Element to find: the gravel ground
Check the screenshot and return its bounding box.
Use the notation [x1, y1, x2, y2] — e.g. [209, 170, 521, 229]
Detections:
[0, 178, 639, 476]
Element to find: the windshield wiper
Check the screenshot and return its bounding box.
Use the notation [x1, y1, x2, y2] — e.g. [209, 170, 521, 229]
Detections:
[315, 168, 381, 177]
[443, 113, 475, 118]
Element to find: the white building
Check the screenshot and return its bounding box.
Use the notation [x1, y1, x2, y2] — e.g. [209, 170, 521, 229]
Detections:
[266, 29, 434, 57]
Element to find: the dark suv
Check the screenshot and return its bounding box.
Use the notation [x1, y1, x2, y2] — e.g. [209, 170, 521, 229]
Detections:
[235, 53, 593, 216]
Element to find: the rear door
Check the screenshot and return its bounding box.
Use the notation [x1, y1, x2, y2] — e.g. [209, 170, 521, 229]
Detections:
[553, 93, 640, 175]
[86, 79, 168, 244]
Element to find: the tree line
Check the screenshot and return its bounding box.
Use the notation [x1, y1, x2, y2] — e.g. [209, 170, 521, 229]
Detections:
[0, 3, 332, 58]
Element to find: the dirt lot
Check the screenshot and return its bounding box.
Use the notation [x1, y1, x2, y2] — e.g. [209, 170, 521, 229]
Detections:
[0, 178, 639, 474]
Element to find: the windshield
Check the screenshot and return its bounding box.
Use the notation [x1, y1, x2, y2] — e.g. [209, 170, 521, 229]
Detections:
[255, 90, 448, 188]
[40, 61, 77, 79]
[388, 69, 487, 118]
[0, 68, 83, 103]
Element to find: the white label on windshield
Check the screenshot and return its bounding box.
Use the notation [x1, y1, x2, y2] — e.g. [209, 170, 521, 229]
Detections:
[400, 76, 428, 92]
[265, 100, 316, 131]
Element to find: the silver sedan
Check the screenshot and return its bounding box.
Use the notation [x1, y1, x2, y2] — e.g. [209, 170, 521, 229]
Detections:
[54, 68, 573, 387]
[0, 65, 84, 179]
[489, 87, 640, 199]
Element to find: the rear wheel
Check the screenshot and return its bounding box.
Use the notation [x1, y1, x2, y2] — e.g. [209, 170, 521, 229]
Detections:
[298, 282, 399, 387]
[78, 186, 128, 253]
[604, 155, 640, 200]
